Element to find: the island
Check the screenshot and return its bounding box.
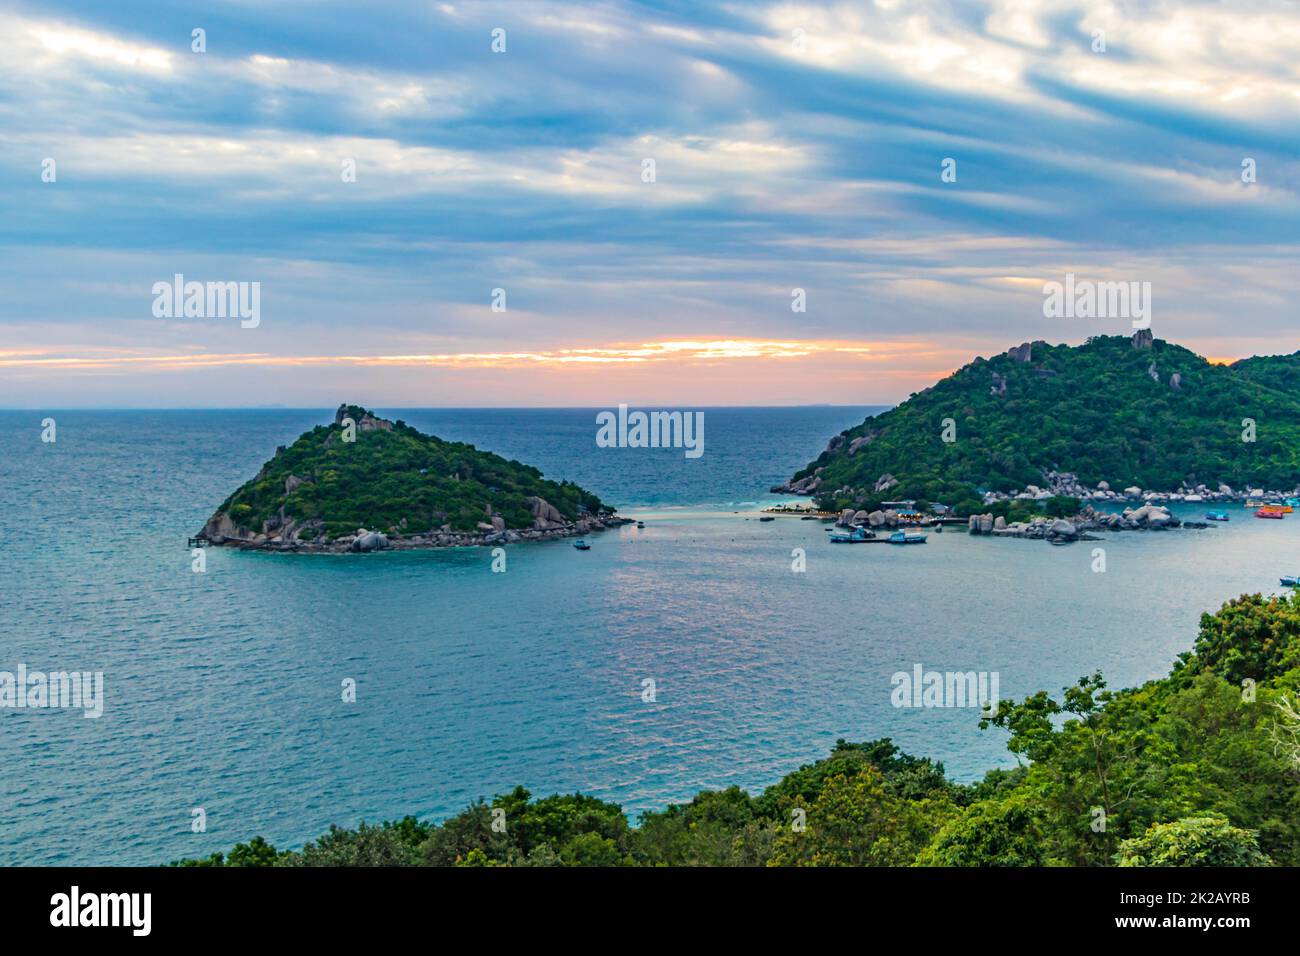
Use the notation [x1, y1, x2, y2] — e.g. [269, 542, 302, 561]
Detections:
[775, 333, 1300, 535]
[195, 404, 625, 552]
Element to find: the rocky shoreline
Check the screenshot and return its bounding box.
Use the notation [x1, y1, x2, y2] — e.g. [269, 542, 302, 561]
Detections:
[197, 496, 631, 554]
[808, 468, 1299, 544]
[965, 502, 1187, 543]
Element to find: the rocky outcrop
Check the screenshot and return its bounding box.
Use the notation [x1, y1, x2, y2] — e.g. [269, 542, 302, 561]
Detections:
[527, 496, 566, 529]
[334, 403, 392, 433]
[1007, 342, 1033, 363]
[873, 473, 898, 493]
[770, 470, 822, 494]
[1132, 329, 1154, 349]
[990, 372, 1007, 396]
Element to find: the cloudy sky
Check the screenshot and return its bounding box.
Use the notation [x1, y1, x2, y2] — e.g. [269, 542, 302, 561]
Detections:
[2, 0, 1297, 407]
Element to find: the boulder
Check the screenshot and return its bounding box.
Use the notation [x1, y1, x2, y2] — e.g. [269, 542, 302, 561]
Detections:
[1132, 329, 1153, 349]
[873, 473, 898, 493]
[527, 496, 567, 529]
[993, 516, 1006, 530]
[350, 530, 389, 553]
[852, 510, 871, 526]
[1145, 507, 1173, 527]
[867, 510, 887, 527]
[838, 508, 855, 527]
[1007, 342, 1033, 363]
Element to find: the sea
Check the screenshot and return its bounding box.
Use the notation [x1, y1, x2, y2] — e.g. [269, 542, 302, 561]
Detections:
[2, 406, 1297, 865]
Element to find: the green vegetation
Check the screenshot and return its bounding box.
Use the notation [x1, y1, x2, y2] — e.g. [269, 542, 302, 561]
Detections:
[176, 590, 1300, 867]
[210, 405, 609, 538]
[786, 336, 1300, 515]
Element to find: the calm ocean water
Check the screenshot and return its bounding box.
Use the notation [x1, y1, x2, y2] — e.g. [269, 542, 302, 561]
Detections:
[2, 407, 1297, 865]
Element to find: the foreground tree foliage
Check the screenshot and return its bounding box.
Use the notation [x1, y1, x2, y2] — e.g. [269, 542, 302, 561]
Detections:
[175, 591, 1300, 867]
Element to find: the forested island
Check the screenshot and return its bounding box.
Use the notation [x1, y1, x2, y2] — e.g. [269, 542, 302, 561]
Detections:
[777, 334, 1300, 517]
[176, 589, 1300, 867]
[196, 404, 621, 552]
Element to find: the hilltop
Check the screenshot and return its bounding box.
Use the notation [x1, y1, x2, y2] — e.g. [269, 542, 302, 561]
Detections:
[197, 404, 620, 551]
[776, 334, 1300, 515]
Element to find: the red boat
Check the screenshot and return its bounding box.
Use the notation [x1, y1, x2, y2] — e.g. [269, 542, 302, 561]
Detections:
[1256, 508, 1285, 519]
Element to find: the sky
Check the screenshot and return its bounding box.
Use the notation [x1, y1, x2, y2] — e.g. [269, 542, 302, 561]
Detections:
[1, 0, 1298, 408]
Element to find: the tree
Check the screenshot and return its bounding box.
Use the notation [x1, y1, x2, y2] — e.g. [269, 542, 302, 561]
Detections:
[1115, 817, 1271, 866]
[1192, 591, 1300, 685]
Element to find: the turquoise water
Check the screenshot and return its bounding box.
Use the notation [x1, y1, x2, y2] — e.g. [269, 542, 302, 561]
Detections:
[2, 407, 1298, 865]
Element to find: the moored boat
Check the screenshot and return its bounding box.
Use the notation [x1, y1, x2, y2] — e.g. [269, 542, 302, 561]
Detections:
[573, 539, 591, 550]
[1280, 576, 1300, 588]
[888, 530, 927, 544]
[1256, 508, 1285, 519]
[1205, 511, 1230, 521]
[830, 527, 875, 543]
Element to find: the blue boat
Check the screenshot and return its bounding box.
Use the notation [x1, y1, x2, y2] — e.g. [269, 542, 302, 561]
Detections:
[1282, 576, 1300, 588]
[888, 530, 927, 545]
[573, 539, 590, 550]
[830, 527, 875, 543]
[1205, 511, 1230, 521]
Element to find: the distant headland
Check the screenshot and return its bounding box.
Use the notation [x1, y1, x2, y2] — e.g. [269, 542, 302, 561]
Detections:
[775, 333, 1300, 520]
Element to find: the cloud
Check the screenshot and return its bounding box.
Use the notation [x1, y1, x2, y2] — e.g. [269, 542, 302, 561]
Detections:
[1, 0, 1298, 405]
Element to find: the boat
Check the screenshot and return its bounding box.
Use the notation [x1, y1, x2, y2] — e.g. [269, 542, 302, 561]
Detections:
[636, 521, 645, 529]
[759, 515, 776, 522]
[1205, 511, 1230, 521]
[573, 539, 591, 549]
[1280, 576, 1300, 588]
[1245, 499, 1263, 508]
[1255, 508, 1285, 519]
[1287, 498, 1300, 509]
[888, 530, 927, 544]
[830, 527, 875, 543]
